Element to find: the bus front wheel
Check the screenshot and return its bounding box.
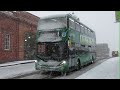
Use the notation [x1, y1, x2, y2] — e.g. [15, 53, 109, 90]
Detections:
[76, 59, 81, 70]
[61, 71, 69, 76]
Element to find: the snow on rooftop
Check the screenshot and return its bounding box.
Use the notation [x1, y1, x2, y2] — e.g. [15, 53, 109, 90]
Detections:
[40, 14, 68, 19]
[39, 13, 94, 32]
[0, 11, 14, 16]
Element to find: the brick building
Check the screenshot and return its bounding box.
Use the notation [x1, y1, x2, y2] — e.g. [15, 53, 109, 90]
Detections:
[0, 11, 39, 63]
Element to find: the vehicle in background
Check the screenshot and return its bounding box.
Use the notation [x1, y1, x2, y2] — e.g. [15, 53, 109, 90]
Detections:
[112, 51, 118, 57]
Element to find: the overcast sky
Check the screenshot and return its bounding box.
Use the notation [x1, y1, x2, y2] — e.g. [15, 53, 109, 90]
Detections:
[28, 11, 119, 53]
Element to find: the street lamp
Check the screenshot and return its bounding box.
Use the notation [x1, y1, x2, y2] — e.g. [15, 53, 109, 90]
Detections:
[28, 36, 31, 39]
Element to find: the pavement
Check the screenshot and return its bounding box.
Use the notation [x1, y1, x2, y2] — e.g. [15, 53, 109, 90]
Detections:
[0, 60, 36, 67]
[76, 57, 119, 79]
[0, 60, 37, 79]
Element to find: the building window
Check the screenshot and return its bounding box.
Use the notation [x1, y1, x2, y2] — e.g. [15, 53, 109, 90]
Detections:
[4, 34, 10, 50]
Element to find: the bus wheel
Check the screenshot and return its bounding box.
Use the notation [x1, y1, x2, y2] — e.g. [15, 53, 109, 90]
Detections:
[61, 71, 68, 76]
[76, 59, 81, 70]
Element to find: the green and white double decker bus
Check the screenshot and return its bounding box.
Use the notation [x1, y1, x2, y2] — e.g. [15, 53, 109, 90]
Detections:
[35, 14, 96, 75]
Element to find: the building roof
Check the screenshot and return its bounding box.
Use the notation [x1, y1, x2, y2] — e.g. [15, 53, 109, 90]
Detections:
[0, 11, 40, 26]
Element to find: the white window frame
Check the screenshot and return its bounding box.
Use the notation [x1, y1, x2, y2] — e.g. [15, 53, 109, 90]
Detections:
[4, 34, 10, 50]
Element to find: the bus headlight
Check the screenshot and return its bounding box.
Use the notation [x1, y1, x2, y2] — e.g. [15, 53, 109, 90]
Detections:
[34, 60, 37, 63]
[59, 61, 66, 66]
[62, 61, 66, 64]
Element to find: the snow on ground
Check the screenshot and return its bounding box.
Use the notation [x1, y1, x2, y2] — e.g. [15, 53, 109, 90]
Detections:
[0, 60, 36, 67]
[0, 62, 36, 79]
[76, 57, 119, 79]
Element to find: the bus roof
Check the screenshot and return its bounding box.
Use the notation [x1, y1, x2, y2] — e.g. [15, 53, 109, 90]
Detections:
[40, 14, 94, 33]
[40, 14, 68, 19]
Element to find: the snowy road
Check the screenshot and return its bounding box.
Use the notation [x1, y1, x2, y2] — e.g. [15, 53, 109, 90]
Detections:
[0, 62, 36, 79]
[76, 57, 119, 79]
[19, 58, 109, 79]
[1, 57, 117, 79]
